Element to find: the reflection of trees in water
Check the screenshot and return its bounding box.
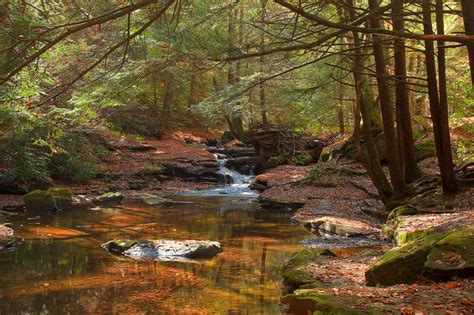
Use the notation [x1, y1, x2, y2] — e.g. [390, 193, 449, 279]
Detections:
[0, 196, 307, 314]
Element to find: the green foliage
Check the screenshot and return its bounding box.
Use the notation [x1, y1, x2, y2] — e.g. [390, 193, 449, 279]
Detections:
[50, 142, 98, 183]
[141, 163, 165, 176]
[292, 153, 313, 166]
[0, 103, 98, 188]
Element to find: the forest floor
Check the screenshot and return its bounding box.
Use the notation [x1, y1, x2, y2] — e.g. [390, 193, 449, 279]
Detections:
[256, 157, 474, 313]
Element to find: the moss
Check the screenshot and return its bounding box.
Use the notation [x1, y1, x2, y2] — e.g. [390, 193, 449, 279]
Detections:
[24, 187, 73, 211]
[93, 192, 124, 205]
[293, 153, 313, 166]
[47, 187, 73, 207]
[265, 155, 286, 168]
[394, 229, 430, 246]
[365, 233, 447, 286]
[381, 224, 395, 238]
[424, 226, 474, 275]
[140, 163, 165, 176]
[319, 151, 330, 162]
[415, 140, 436, 161]
[283, 249, 335, 290]
[387, 205, 419, 221]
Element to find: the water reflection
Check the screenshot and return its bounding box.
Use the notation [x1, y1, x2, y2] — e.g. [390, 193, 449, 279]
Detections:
[0, 195, 310, 314]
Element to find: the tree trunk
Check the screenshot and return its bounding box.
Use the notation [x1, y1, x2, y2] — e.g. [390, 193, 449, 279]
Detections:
[161, 78, 173, 129]
[188, 76, 195, 108]
[343, 0, 394, 201]
[421, 0, 457, 193]
[461, 0, 474, 86]
[368, 0, 409, 198]
[227, 7, 244, 140]
[407, 53, 418, 115]
[259, 0, 268, 126]
[436, 0, 458, 193]
[392, 0, 420, 183]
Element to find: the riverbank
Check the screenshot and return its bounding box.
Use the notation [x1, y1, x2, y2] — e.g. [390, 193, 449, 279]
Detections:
[0, 130, 220, 209]
[255, 157, 474, 313]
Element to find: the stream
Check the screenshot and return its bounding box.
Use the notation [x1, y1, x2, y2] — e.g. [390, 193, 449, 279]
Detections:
[0, 155, 311, 314]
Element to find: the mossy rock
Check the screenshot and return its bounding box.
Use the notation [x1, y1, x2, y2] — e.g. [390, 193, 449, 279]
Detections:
[365, 233, 447, 286]
[415, 140, 436, 161]
[93, 192, 124, 205]
[265, 155, 286, 168]
[47, 188, 73, 206]
[282, 249, 335, 290]
[381, 225, 395, 238]
[394, 228, 431, 246]
[24, 187, 73, 211]
[282, 289, 381, 315]
[387, 205, 419, 221]
[424, 226, 474, 277]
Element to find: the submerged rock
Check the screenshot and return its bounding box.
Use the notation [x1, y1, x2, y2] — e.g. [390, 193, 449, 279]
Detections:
[131, 193, 172, 205]
[102, 239, 222, 262]
[24, 187, 73, 211]
[0, 225, 22, 252]
[93, 192, 124, 205]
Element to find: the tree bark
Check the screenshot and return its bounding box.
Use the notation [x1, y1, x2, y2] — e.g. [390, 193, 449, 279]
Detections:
[368, 0, 409, 198]
[421, 0, 457, 193]
[392, 0, 420, 183]
[161, 77, 173, 130]
[344, 0, 394, 201]
[259, 0, 269, 126]
[461, 0, 474, 86]
[227, 7, 244, 139]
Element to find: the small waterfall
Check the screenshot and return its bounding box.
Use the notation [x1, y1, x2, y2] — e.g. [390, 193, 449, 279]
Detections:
[216, 157, 246, 185]
[184, 154, 256, 196]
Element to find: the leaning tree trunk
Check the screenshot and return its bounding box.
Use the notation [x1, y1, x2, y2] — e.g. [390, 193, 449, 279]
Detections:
[392, 0, 420, 183]
[368, 0, 409, 198]
[421, 0, 457, 193]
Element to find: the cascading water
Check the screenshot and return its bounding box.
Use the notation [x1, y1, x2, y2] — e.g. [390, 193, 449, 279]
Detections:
[184, 153, 257, 197]
[216, 154, 251, 185]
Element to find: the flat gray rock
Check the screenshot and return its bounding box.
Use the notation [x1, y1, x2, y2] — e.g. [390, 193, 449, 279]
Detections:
[102, 239, 222, 262]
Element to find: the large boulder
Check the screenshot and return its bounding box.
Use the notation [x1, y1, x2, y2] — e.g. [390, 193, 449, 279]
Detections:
[24, 187, 73, 211]
[102, 239, 222, 262]
[424, 226, 474, 277]
[366, 226, 474, 286]
[93, 192, 124, 205]
[365, 233, 444, 286]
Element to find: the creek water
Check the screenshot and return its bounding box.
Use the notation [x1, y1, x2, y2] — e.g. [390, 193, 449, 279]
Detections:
[0, 164, 312, 314]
